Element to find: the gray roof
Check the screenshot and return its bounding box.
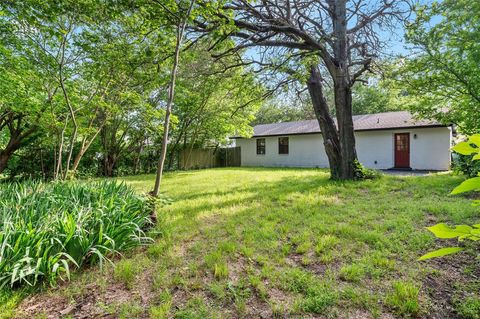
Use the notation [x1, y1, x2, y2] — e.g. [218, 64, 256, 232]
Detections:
[237, 111, 445, 138]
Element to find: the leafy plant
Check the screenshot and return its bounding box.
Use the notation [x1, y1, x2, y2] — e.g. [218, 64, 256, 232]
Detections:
[0, 180, 152, 288]
[353, 160, 382, 180]
[420, 134, 480, 260]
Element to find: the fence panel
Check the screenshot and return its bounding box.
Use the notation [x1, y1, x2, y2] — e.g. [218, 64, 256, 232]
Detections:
[178, 147, 241, 169]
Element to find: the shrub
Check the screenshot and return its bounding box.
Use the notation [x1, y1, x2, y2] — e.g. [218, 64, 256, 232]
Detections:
[0, 180, 152, 288]
[353, 160, 382, 180]
[452, 153, 480, 178]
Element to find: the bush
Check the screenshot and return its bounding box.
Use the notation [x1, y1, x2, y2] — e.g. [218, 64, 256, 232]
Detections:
[0, 180, 152, 288]
[452, 153, 480, 178]
[353, 160, 382, 180]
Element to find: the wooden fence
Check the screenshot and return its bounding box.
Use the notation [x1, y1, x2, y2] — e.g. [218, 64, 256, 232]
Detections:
[178, 147, 241, 170]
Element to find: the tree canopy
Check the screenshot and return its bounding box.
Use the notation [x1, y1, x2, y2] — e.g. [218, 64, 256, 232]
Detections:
[394, 0, 480, 134]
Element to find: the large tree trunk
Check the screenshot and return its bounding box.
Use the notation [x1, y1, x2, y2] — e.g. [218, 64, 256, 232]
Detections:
[330, 0, 358, 180]
[307, 66, 342, 180]
[333, 75, 358, 179]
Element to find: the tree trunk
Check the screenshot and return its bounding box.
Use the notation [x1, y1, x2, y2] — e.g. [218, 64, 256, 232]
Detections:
[0, 134, 22, 174]
[333, 76, 357, 179]
[103, 154, 116, 177]
[306, 66, 342, 179]
[133, 140, 144, 175]
[152, 0, 195, 197]
[70, 125, 103, 176]
[329, 0, 359, 179]
[0, 150, 13, 174]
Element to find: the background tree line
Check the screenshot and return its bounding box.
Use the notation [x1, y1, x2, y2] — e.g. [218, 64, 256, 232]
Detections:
[0, 0, 477, 181]
[0, 0, 263, 180]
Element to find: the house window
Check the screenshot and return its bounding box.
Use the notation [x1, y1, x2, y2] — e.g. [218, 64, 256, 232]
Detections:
[278, 137, 289, 154]
[256, 138, 266, 155]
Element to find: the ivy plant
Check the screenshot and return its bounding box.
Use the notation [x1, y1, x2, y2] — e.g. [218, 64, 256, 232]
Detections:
[419, 134, 480, 260]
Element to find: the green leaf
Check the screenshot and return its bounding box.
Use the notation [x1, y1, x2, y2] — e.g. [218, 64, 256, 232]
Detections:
[472, 153, 480, 161]
[419, 247, 463, 261]
[451, 177, 480, 194]
[452, 142, 477, 155]
[469, 134, 480, 147]
[427, 223, 472, 238]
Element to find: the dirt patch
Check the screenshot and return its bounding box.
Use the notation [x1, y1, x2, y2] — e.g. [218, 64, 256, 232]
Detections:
[15, 260, 158, 319]
[244, 296, 272, 318]
[422, 251, 480, 319]
[424, 212, 438, 224]
[17, 281, 133, 319]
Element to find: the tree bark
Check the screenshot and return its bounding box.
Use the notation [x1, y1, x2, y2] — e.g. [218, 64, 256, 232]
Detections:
[152, 0, 195, 197]
[103, 154, 116, 177]
[306, 66, 342, 179]
[0, 124, 34, 174]
[329, 0, 358, 179]
[0, 132, 24, 173]
[133, 139, 144, 175]
[0, 147, 17, 174]
[70, 125, 103, 175]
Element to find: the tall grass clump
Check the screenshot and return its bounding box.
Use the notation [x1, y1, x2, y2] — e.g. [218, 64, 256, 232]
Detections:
[0, 180, 152, 288]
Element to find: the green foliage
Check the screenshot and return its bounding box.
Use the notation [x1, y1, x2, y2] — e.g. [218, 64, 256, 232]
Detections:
[453, 153, 480, 178]
[0, 180, 152, 288]
[118, 301, 144, 319]
[251, 98, 314, 125]
[396, 0, 480, 134]
[418, 247, 464, 261]
[2, 169, 477, 317]
[353, 160, 382, 180]
[421, 134, 480, 260]
[350, 77, 407, 116]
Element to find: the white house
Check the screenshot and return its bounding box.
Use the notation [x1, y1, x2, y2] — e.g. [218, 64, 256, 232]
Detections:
[233, 111, 452, 171]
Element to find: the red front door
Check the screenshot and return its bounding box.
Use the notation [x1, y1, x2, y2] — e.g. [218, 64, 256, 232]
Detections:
[394, 133, 410, 168]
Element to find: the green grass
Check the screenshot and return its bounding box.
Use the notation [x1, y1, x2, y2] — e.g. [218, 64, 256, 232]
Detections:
[457, 297, 480, 319]
[5, 168, 480, 318]
[385, 281, 420, 317]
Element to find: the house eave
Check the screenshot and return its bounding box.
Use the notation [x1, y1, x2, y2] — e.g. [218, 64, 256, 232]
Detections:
[230, 124, 451, 139]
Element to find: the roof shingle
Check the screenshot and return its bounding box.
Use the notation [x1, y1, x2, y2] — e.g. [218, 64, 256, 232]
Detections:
[239, 111, 445, 138]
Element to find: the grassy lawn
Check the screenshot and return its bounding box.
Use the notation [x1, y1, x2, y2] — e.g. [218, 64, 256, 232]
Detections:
[6, 168, 480, 318]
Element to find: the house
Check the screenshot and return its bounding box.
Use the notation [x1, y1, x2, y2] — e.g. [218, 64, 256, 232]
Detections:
[233, 111, 452, 171]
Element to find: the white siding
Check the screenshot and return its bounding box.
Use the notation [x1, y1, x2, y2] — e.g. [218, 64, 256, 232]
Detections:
[236, 126, 452, 170]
